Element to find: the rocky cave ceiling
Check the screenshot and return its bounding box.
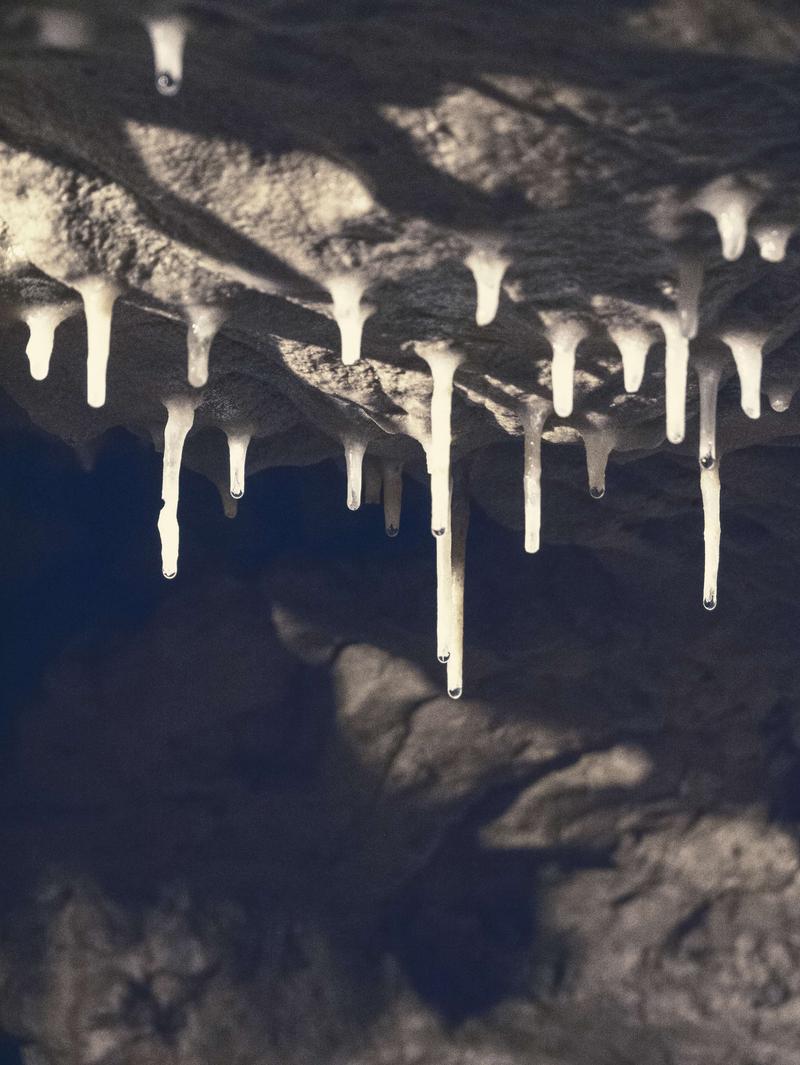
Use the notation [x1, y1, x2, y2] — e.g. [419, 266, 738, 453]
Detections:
[3, 1, 800, 1063]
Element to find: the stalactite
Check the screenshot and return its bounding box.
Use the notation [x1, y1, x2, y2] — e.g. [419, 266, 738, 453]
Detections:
[417, 344, 464, 537]
[226, 430, 250, 499]
[158, 396, 198, 579]
[186, 306, 226, 388]
[694, 176, 759, 261]
[464, 247, 510, 326]
[581, 421, 617, 498]
[381, 460, 403, 536]
[676, 252, 704, 340]
[649, 310, 690, 444]
[543, 317, 587, 418]
[752, 222, 794, 262]
[520, 396, 550, 553]
[701, 463, 721, 610]
[718, 329, 766, 419]
[693, 351, 723, 469]
[327, 275, 373, 366]
[22, 304, 73, 380]
[146, 15, 190, 96]
[436, 509, 452, 664]
[447, 477, 469, 700]
[606, 322, 652, 393]
[342, 434, 367, 511]
[73, 277, 121, 409]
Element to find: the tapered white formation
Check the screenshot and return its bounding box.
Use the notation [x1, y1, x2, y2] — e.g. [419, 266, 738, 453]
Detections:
[676, 253, 704, 339]
[718, 329, 765, 419]
[327, 275, 373, 366]
[186, 306, 226, 388]
[649, 311, 690, 444]
[73, 277, 120, 409]
[752, 223, 794, 263]
[607, 322, 652, 393]
[520, 397, 550, 552]
[464, 247, 510, 326]
[416, 346, 464, 536]
[226, 431, 250, 499]
[701, 464, 721, 610]
[436, 513, 452, 664]
[342, 434, 367, 510]
[543, 317, 587, 418]
[693, 354, 723, 469]
[158, 396, 197, 579]
[146, 15, 190, 96]
[581, 423, 616, 499]
[23, 305, 72, 380]
[694, 176, 759, 261]
[446, 487, 469, 700]
[381, 460, 403, 536]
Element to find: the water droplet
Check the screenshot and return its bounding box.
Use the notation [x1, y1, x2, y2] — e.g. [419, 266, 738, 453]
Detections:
[438, 653, 450, 663]
[386, 525, 399, 538]
[157, 71, 179, 95]
[703, 595, 716, 611]
[230, 486, 244, 500]
[448, 686, 462, 700]
[700, 453, 715, 469]
[432, 526, 446, 537]
[589, 485, 605, 499]
[163, 568, 177, 580]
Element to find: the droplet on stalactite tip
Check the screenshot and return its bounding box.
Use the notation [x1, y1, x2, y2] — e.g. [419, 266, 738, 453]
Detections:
[157, 71, 179, 96]
[433, 526, 445, 537]
[700, 453, 715, 469]
[448, 687, 462, 700]
[438, 653, 450, 663]
[703, 595, 717, 611]
[386, 525, 399, 538]
[147, 16, 189, 98]
[589, 486, 605, 499]
[163, 568, 177, 580]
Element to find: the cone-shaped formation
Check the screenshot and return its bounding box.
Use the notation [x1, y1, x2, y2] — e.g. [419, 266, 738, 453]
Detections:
[701, 463, 721, 610]
[446, 482, 469, 700]
[327, 275, 373, 366]
[73, 276, 120, 409]
[342, 434, 367, 511]
[607, 322, 652, 393]
[157, 396, 198, 580]
[718, 329, 765, 419]
[520, 397, 550, 553]
[381, 460, 403, 536]
[226, 431, 251, 499]
[693, 352, 723, 469]
[35, 8, 92, 49]
[417, 344, 464, 537]
[649, 311, 690, 444]
[767, 384, 796, 413]
[676, 252, 704, 339]
[436, 514, 452, 664]
[580, 421, 616, 499]
[752, 222, 794, 263]
[694, 176, 759, 262]
[186, 306, 226, 388]
[544, 317, 587, 418]
[23, 304, 73, 380]
[146, 15, 190, 96]
[464, 247, 510, 326]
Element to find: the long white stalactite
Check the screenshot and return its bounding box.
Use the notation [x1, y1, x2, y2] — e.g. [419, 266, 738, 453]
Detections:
[158, 395, 198, 580]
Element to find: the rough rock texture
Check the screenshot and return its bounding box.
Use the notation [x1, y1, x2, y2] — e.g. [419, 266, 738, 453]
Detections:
[3, 1, 800, 1063]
